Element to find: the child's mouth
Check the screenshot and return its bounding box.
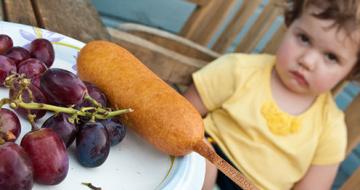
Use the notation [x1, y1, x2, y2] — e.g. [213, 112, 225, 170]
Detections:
[291, 71, 308, 86]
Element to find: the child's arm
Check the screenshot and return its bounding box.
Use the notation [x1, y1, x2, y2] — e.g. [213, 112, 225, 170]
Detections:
[183, 83, 208, 116]
[292, 164, 339, 190]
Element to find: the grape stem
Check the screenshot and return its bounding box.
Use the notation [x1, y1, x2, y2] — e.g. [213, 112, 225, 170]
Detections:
[0, 98, 10, 108]
[2, 74, 133, 124]
[26, 112, 38, 131]
[10, 101, 133, 120]
[82, 182, 102, 190]
[84, 94, 101, 107]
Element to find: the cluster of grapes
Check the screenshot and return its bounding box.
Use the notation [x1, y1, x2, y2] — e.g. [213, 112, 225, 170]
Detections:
[0, 34, 132, 190]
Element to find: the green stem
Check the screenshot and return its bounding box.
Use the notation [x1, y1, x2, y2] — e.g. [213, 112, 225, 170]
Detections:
[13, 101, 133, 120]
[27, 112, 39, 131]
[84, 94, 101, 107]
[81, 182, 101, 190]
[0, 98, 11, 108]
[80, 107, 96, 112]
[16, 102, 80, 114]
[96, 108, 134, 119]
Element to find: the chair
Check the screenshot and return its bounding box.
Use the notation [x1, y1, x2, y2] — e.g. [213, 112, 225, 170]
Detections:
[106, 0, 360, 189]
[340, 94, 360, 189]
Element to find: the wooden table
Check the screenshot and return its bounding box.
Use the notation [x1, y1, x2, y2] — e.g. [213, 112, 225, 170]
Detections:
[0, 0, 110, 42]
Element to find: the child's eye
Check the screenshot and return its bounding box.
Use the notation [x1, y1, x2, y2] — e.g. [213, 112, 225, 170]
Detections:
[297, 33, 310, 45]
[325, 53, 339, 64]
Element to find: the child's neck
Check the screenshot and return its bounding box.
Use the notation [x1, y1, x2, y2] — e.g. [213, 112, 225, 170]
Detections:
[271, 69, 317, 116]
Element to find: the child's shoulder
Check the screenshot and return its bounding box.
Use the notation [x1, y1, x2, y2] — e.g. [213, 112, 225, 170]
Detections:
[220, 53, 276, 69]
[318, 93, 345, 123]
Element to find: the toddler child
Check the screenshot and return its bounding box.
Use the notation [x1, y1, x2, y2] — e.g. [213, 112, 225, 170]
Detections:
[183, 0, 360, 189]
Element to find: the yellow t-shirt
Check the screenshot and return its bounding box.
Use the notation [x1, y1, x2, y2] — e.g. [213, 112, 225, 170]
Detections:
[192, 54, 347, 190]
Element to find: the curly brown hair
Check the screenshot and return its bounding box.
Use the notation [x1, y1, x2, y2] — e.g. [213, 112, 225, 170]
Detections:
[283, 0, 360, 81]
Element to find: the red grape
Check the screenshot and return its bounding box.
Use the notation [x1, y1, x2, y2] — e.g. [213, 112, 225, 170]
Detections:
[76, 122, 110, 167]
[42, 113, 78, 148]
[0, 108, 21, 141]
[5, 46, 31, 66]
[0, 34, 13, 54]
[17, 58, 48, 86]
[101, 118, 126, 146]
[0, 55, 16, 86]
[0, 142, 33, 190]
[30, 75, 41, 88]
[40, 68, 87, 106]
[21, 128, 69, 185]
[29, 38, 54, 68]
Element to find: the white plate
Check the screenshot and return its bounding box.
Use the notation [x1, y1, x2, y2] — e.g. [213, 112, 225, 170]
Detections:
[0, 21, 205, 190]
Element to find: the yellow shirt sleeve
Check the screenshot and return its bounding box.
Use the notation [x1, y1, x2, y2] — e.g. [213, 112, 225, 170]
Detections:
[312, 110, 347, 165]
[192, 54, 239, 111]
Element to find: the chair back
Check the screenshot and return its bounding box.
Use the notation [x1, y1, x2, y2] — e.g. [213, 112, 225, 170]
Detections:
[181, 0, 286, 54]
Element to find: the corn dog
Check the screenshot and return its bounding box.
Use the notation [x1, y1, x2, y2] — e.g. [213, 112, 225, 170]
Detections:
[76, 41, 258, 190]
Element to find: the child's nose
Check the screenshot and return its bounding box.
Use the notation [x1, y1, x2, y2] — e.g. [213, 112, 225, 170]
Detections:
[298, 50, 319, 71]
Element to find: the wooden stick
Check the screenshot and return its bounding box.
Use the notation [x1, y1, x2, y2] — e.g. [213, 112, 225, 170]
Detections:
[193, 139, 259, 190]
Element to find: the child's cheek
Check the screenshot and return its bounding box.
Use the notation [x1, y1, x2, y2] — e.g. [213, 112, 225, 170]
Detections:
[276, 44, 292, 67]
[276, 36, 297, 62]
[312, 76, 337, 93]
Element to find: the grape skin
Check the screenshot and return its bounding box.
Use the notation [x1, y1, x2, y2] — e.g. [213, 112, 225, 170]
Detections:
[29, 38, 54, 68]
[21, 128, 69, 185]
[0, 142, 33, 190]
[42, 113, 78, 148]
[5, 47, 31, 66]
[0, 55, 16, 86]
[0, 34, 13, 54]
[0, 108, 21, 141]
[101, 118, 126, 146]
[76, 122, 110, 167]
[40, 68, 87, 106]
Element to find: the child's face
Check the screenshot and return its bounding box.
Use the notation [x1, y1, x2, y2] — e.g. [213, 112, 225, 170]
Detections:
[275, 6, 359, 96]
